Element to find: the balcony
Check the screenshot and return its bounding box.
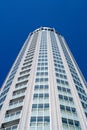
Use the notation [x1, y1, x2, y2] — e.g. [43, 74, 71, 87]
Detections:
[15, 85, 27, 91]
[8, 102, 23, 110]
[12, 93, 25, 99]
[4, 111, 21, 123]
[0, 124, 18, 130]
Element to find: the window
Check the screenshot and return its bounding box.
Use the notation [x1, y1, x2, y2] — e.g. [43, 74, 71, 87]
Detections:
[71, 108, 76, 113]
[59, 95, 63, 100]
[9, 98, 24, 106]
[74, 121, 80, 127]
[22, 64, 32, 70]
[18, 74, 29, 81]
[64, 96, 68, 101]
[62, 118, 67, 124]
[68, 119, 74, 125]
[32, 104, 37, 108]
[20, 69, 30, 75]
[66, 106, 71, 112]
[60, 105, 65, 110]
[57, 86, 61, 91]
[44, 116, 50, 122]
[13, 88, 26, 96]
[15, 80, 28, 88]
[30, 117, 36, 122]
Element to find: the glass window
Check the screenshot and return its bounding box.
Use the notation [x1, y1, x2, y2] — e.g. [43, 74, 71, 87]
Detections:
[62, 118, 67, 124]
[68, 119, 74, 125]
[74, 121, 80, 127]
[60, 105, 65, 110]
[30, 117, 36, 122]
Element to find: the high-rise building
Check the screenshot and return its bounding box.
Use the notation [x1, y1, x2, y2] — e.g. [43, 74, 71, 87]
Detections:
[0, 27, 87, 130]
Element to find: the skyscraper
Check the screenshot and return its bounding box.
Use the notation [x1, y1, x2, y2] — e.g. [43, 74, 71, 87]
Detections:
[0, 27, 87, 130]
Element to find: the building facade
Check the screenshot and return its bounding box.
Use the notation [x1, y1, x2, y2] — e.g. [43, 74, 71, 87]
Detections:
[0, 27, 87, 130]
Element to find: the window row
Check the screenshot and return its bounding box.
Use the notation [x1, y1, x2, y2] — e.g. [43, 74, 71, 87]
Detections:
[39, 55, 47, 58]
[5, 110, 21, 118]
[1, 124, 18, 130]
[57, 86, 71, 94]
[78, 93, 87, 102]
[34, 85, 49, 90]
[36, 72, 48, 76]
[81, 101, 87, 109]
[20, 69, 30, 75]
[39, 52, 47, 55]
[37, 63, 48, 66]
[23, 60, 33, 66]
[25, 54, 34, 59]
[37, 67, 48, 70]
[60, 105, 76, 114]
[62, 118, 80, 127]
[54, 60, 63, 65]
[24, 57, 33, 62]
[56, 73, 67, 79]
[59, 94, 73, 102]
[75, 85, 85, 95]
[0, 88, 9, 98]
[21, 64, 32, 70]
[9, 98, 24, 106]
[55, 67, 65, 73]
[17, 74, 29, 81]
[57, 79, 69, 86]
[3, 82, 12, 91]
[53, 56, 62, 61]
[0, 96, 6, 105]
[33, 94, 49, 98]
[30, 116, 50, 123]
[54, 63, 64, 69]
[32, 104, 49, 108]
[38, 59, 48, 62]
[35, 78, 48, 82]
[13, 89, 26, 96]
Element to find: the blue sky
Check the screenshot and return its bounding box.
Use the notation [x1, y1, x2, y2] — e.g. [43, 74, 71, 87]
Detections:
[0, 0, 87, 87]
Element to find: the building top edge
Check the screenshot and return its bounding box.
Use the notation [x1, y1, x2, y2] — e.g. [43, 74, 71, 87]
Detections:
[29, 27, 60, 36]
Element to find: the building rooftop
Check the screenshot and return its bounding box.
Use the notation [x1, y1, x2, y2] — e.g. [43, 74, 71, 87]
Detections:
[30, 27, 59, 36]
